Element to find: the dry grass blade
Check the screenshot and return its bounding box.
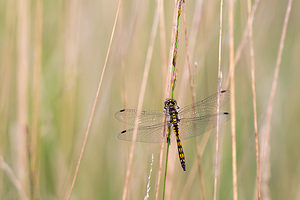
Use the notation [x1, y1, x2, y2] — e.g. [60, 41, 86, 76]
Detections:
[121, 2, 160, 199]
[224, 0, 261, 90]
[144, 154, 154, 200]
[0, 2, 15, 196]
[16, 0, 30, 196]
[156, 0, 180, 198]
[175, 1, 207, 197]
[65, 0, 122, 199]
[178, 0, 203, 95]
[0, 157, 28, 200]
[180, 129, 212, 200]
[31, 0, 43, 198]
[228, 0, 238, 199]
[183, 7, 206, 200]
[214, 0, 224, 199]
[155, 1, 167, 199]
[246, 0, 260, 199]
[260, 0, 293, 199]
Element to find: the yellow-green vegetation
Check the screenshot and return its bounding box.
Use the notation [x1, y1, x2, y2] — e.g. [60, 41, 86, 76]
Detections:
[0, 0, 299, 199]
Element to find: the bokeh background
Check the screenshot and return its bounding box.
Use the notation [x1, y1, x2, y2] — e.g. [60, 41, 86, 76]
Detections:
[0, 0, 299, 199]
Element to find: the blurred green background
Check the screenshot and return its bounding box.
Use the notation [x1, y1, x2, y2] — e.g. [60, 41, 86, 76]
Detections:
[0, 0, 299, 199]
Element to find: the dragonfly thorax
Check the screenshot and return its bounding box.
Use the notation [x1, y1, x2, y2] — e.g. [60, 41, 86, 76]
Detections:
[164, 98, 180, 124]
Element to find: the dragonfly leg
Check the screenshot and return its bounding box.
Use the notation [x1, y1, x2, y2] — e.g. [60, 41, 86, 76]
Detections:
[167, 136, 170, 144]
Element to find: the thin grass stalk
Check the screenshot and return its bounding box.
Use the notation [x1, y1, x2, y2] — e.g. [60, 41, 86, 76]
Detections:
[60, 0, 82, 178]
[234, 0, 259, 64]
[180, 129, 212, 200]
[121, 2, 160, 199]
[162, 1, 184, 199]
[0, 0, 15, 195]
[159, 0, 167, 80]
[17, 0, 30, 197]
[61, 0, 81, 197]
[25, 126, 34, 200]
[65, 0, 122, 199]
[0, 157, 28, 200]
[260, 0, 293, 199]
[31, 0, 43, 198]
[214, 0, 224, 199]
[228, 0, 238, 199]
[246, 0, 260, 199]
[175, 0, 205, 197]
[144, 154, 154, 200]
[155, 0, 168, 198]
[224, 0, 260, 90]
[182, 7, 206, 200]
[120, 25, 127, 113]
[179, 158, 197, 200]
[155, 137, 165, 200]
[177, 0, 203, 95]
[157, 0, 179, 198]
[162, 126, 172, 200]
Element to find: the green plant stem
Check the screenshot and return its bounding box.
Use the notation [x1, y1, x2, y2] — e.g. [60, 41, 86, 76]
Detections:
[162, 126, 171, 200]
[162, 1, 184, 199]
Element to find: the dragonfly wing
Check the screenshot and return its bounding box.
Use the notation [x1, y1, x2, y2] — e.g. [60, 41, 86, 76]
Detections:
[179, 90, 229, 119]
[118, 123, 168, 143]
[115, 109, 166, 126]
[178, 112, 230, 140]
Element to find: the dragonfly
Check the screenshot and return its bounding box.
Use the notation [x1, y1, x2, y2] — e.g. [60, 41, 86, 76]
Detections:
[115, 90, 230, 171]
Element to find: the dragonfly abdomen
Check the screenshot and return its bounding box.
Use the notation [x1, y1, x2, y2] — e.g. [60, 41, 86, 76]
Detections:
[173, 124, 186, 171]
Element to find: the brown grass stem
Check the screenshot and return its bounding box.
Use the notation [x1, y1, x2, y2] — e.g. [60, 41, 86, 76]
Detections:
[121, 2, 160, 199]
[166, 0, 180, 97]
[161, 0, 184, 198]
[183, 7, 205, 200]
[31, 0, 43, 198]
[178, 0, 203, 94]
[246, 0, 260, 199]
[224, 0, 260, 90]
[214, 0, 224, 199]
[0, 1, 15, 196]
[159, 0, 168, 82]
[260, 0, 293, 199]
[61, 0, 80, 152]
[17, 0, 30, 196]
[228, 0, 238, 199]
[155, 0, 168, 199]
[180, 158, 197, 200]
[175, 2, 206, 197]
[163, 1, 185, 199]
[155, 0, 179, 198]
[180, 129, 212, 200]
[65, 0, 122, 199]
[0, 156, 28, 200]
[155, 133, 165, 200]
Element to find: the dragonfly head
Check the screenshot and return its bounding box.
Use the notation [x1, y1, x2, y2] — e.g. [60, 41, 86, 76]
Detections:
[164, 98, 177, 109]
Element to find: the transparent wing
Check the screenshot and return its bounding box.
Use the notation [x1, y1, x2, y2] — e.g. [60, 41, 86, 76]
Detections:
[118, 123, 168, 143]
[179, 90, 229, 119]
[178, 112, 230, 140]
[115, 109, 166, 126]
